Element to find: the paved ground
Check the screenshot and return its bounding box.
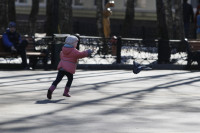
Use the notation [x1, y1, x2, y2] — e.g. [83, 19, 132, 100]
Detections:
[0, 69, 200, 133]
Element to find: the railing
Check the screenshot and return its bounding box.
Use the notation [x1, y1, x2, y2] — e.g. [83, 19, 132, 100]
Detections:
[77, 35, 187, 66]
[0, 34, 189, 67]
[29, 34, 189, 66]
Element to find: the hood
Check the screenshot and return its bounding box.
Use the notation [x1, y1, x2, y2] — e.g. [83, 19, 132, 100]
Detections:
[65, 35, 78, 47]
[62, 44, 74, 55]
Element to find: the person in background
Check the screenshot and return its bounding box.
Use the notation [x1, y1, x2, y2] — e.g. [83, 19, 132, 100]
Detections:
[2, 22, 29, 69]
[47, 35, 93, 99]
[195, 0, 200, 39]
[196, 8, 200, 39]
[195, 0, 200, 22]
[182, 0, 194, 38]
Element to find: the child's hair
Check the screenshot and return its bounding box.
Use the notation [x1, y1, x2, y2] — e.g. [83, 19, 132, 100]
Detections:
[65, 35, 78, 47]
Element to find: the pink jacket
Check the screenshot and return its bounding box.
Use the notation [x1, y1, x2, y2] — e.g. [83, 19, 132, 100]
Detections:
[57, 45, 89, 74]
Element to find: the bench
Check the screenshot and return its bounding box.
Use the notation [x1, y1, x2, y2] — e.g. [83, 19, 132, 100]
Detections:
[186, 40, 200, 68]
[0, 35, 49, 69]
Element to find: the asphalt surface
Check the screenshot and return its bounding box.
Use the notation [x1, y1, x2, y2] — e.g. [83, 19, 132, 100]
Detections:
[0, 69, 200, 133]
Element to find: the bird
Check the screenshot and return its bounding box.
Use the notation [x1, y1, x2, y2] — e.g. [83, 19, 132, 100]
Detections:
[133, 61, 152, 74]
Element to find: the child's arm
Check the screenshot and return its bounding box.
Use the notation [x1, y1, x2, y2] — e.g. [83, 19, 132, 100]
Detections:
[75, 49, 93, 59]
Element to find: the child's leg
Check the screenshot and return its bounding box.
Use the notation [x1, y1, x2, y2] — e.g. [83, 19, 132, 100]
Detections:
[63, 71, 73, 97]
[65, 72, 73, 88]
[47, 70, 65, 99]
[52, 70, 65, 87]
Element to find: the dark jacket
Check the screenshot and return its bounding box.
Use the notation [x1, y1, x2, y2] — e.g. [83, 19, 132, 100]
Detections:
[183, 2, 194, 23]
[2, 29, 22, 48]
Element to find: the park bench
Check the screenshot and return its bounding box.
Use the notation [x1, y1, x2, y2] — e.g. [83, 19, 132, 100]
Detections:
[0, 35, 49, 69]
[186, 40, 200, 68]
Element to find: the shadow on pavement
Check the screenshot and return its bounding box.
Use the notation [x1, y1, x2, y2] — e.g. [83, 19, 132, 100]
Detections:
[35, 99, 65, 104]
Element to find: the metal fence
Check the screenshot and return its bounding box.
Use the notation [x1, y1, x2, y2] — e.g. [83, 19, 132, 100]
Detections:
[0, 34, 189, 68]
[77, 36, 188, 66]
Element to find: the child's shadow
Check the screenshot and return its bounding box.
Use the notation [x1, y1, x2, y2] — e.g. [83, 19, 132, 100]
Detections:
[35, 99, 65, 104]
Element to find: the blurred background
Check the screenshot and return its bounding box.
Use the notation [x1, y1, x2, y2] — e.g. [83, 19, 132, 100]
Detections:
[0, 0, 198, 39]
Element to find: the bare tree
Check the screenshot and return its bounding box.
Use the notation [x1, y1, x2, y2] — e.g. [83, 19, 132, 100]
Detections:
[122, 0, 135, 38]
[45, 0, 72, 36]
[0, 0, 8, 33]
[156, 0, 169, 40]
[96, 0, 104, 37]
[157, 0, 184, 40]
[156, 0, 170, 63]
[174, 0, 185, 40]
[8, 0, 16, 22]
[163, 0, 173, 39]
[58, 0, 72, 34]
[29, 0, 39, 35]
[45, 0, 59, 36]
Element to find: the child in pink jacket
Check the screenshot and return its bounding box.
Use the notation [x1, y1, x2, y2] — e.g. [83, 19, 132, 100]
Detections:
[47, 35, 93, 99]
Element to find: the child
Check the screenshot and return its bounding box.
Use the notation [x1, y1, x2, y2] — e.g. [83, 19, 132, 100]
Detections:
[47, 35, 93, 99]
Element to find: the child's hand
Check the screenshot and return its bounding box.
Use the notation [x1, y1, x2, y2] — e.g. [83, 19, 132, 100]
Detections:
[87, 49, 94, 57]
[92, 47, 98, 53]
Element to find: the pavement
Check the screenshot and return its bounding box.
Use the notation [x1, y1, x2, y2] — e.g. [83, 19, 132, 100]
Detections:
[0, 63, 190, 70]
[0, 69, 200, 133]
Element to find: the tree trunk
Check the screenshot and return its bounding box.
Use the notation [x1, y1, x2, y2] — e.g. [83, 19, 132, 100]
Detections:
[156, 0, 170, 63]
[96, 0, 104, 37]
[122, 0, 135, 38]
[174, 0, 185, 40]
[0, 0, 8, 33]
[156, 0, 169, 39]
[45, 0, 52, 36]
[58, 0, 72, 34]
[163, 0, 173, 39]
[29, 0, 39, 36]
[45, 0, 59, 36]
[8, 0, 16, 22]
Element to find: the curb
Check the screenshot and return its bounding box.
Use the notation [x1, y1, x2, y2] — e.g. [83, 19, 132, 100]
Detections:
[0, 63, 197, 71]
[77, 64, 133, 70]
[77, 64, 187, 70]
